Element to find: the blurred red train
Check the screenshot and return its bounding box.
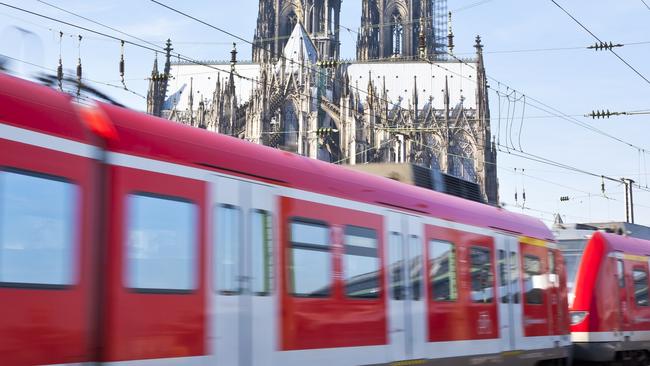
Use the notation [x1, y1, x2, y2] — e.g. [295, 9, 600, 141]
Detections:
[0, 71, 622, 366]
[559, 231, 650, 365]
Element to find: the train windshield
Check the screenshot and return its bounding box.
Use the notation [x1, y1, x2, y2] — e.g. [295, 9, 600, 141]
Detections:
[558, 239, 589, 306]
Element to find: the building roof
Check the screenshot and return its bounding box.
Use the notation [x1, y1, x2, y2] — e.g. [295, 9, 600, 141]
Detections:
[165, 63, 261, 112]
[344, 61, 478, 110]
[281, 22, 318, 75]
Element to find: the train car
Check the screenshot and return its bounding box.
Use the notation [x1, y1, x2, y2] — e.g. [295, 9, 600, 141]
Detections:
[561, 230, 650, 365]
[0, 72, 570, 366]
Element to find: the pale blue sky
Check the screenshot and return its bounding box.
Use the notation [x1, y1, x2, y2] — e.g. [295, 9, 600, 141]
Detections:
[2, 0, 649, 226]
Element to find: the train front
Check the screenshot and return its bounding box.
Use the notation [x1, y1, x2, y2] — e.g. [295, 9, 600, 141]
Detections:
[558, 227, 650, 364]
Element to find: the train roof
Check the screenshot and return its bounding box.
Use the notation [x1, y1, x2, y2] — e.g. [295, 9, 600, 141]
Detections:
[591, 231, 650, 256]
[0, 72, 554, 241]
[0, 72, 90, 144]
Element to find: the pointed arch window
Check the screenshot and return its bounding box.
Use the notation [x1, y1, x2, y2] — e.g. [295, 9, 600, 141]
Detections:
[449, 132, 477, 182]
[391, 13, 404, 57]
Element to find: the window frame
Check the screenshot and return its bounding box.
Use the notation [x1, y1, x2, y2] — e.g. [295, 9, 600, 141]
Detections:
[343, 225, 380, 299]
[125, 191, 198, 294]
[251, 209, 273, 296]
[498, 249, 509, 303]
[389, 231, 405, 300]
[214, 203, 243, 296]
[288, 217, 332, 298]
[617, 258, 626, 289]
[470, 245, 494, 304]
[522, 254, 544, 305]
[429, 239, 458, 302]
[409, 235, 423, 301]
[0, 167, 80, 289]
[633, 266, 649, 307]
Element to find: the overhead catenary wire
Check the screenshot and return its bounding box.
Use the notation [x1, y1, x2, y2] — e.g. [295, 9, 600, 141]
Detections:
[641, 0, 650, 10]
[549, 0, 650, 86]
[1, 53, 147, 99]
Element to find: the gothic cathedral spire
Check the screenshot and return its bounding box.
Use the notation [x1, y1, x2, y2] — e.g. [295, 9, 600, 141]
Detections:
[253, 0, 341, 63]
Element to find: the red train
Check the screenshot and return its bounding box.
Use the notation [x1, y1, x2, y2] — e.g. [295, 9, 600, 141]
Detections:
[0, 71, 643, 366]
[560, 230, 650, 365]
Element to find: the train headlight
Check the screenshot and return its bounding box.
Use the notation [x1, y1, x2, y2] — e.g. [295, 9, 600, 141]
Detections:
[570, 311, 588, 325]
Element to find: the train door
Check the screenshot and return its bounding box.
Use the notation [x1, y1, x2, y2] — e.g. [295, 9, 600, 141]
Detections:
[385, 210, 425, 361]
[210, 175, 276, 366]
[548, 249, 562, 337]
[495, 235, 522, 352]
[617, 256, 631, 336]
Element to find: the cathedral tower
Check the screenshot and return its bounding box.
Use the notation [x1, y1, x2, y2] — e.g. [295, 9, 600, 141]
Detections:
[357, 0, 447, 60]
[253, 0, 341, 63]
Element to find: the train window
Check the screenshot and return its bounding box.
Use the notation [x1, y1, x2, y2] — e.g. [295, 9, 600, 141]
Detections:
[215, 205, 241, 294]
[0, 170, 77, 287]
[389, 232, 405, 300]
[410, 235, 423, 301]
[510, 251, 520, 304]
[548, 251, 558, 286]
[470, 247, 494, 303]
[499, 250, 509, 303]
[523, 255, 544, 305]
[126, 194, 197, 291]
[549, 251, 556, 273]
[343, 226, 379, 299]
[430, 240, 457, 301]
[633, 268, 649, 307]
[617, 259, 625, 288]
[289, 219, 331, 297]
[251, 210, 272, 295]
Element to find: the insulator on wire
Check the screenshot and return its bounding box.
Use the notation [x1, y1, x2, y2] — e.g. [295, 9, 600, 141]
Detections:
[57, 31, 63, 91]
[57, 59, 63, 91]
[119, 40, 126, 88]
[588, 41, 623, 51]
[76, 35, 82, 97]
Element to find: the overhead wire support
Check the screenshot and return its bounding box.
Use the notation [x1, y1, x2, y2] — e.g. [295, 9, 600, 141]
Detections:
[549, 0, 650, 86]
[76, 35, 82, 97]
[56, 30, 63, 90]
[119, 40, 126, 89]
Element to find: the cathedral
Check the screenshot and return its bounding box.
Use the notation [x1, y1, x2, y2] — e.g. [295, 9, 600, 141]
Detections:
[146, 0, 498, 204]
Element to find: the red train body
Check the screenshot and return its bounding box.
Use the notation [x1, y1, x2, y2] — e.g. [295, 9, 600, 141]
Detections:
[565, 231, 650, 363]
[0, 72, 576, 365]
